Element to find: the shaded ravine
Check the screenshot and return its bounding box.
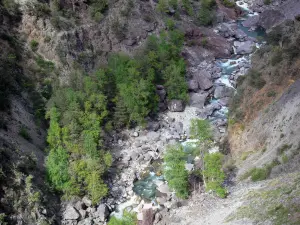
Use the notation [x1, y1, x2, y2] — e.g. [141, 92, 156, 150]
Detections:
[110, 1, 266, 220]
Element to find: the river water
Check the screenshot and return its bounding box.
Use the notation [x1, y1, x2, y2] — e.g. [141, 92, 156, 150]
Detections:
[111, 1, 265, 218]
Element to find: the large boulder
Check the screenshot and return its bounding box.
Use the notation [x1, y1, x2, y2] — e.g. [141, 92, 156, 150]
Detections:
[93, 204, 109, 222]
[242, 15, 260, 28]
[168, 100, 185, 112]
[194, 71, 213, 90]
[258, 9, 285, 30]
[187, 80, 199, 92]
[234, 29, 247, 40]
[64, 205, 80, 220]
[214, 85, 235, 99]
[189, 92, 209, 109]
[234, 41, 255, 55]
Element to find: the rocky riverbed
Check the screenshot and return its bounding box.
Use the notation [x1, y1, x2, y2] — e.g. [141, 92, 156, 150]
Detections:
[61, 1, 268, 224]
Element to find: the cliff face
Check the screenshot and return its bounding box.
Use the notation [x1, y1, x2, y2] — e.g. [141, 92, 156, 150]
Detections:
[228, 19, 300, 177]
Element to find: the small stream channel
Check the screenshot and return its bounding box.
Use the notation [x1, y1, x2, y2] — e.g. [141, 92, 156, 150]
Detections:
[111, 1, 266, 218]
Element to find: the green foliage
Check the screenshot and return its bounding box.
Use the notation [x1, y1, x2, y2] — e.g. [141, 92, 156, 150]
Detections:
[30, 40, 39, 52]
[264, 0, 271, 5]
[241, 160, 280, 181]
[250, 168, 269, 181]
[198, 6, 214, 26]
[267, 90, 276, 97]
[36, 56, 55, 71]
[89, 0, 108, 21]
[108, 211, 137, 225]
[46, 75, 111, 204]
[270, 47, 283, 66]
[164, 145, 189, 199]
[190, 119, 212, 142]
[19, 126, 31, 141]
[26, 2, 51, 17]
[163, 59, 188, 101]
[182, 0, 193, 16]
[25, 175, 41, 206]
[0, 213, 6, 225]
[2, 0, 19, 15]
[157, 0, 169, 13]
[111, 18, 126, 39]
[203, 152, 226, 198]
[247, 69, 266, 89]
[222, 0, 235, 8]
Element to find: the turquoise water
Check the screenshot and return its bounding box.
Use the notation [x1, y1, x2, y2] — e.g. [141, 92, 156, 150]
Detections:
[237, 17, 266, 40]
[132, 172, 164, 200]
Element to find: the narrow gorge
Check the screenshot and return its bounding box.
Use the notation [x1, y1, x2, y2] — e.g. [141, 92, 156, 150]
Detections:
[0, 0, 300, 225]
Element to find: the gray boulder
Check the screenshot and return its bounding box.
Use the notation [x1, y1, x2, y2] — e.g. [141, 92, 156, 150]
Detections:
[147, 131, 160, 141]
[258, 9, 285, 30]
[235, 41, 255, 55]
[93, 204, 109, 222]
[168, 100, 185, 112]
[242, 15, 259, 28]
[234, 29, 247, 40]
[78, 218, 93, 225]
[214, 85, 235, 99]
[194, 70, 213, 90]
[188, 80, 199, 92]
[64, 205, 80, 220]
[189, 92, 209, 108]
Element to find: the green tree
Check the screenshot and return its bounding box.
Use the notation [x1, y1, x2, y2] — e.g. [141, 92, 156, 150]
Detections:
[46, 146, 70, 191]
[203, 152, 226, 198]
[164, 145, 189, 198]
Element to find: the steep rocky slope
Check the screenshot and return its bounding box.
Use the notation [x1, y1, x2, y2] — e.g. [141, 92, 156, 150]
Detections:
[1, 0, 300, 224]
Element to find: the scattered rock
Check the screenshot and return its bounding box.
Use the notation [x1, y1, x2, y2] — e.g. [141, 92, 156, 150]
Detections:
[64, 205, 80, 220]
[189, 92, 209, 109]
[93, 204, 109, 222]
[214, 85, 235, 99]
[147, 131, 160, 142]
[168, 100, 185, 112]
[188, 80, 199, 92]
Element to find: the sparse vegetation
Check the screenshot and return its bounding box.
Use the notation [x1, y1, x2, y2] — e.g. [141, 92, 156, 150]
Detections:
[222, 0, 235, 7]
[247, 69, 266, 89]
[240, 160, 280, 181]
[19, 126, 31, 141]
[30, 40, 39, 52]
[108, 211, 137, 225]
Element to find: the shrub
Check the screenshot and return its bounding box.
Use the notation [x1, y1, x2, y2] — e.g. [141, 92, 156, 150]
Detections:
[277, 144, 291, 155]
[89, 0, 108, 21]
[247, 69, 266, 89]
[250, 168, 269, 181]
[157, 0, 168, 13]
[111, 18, 126, 39]
[198, 7, 214, 26]
[267, 90, 276, 97]
[222, 0, 235, 8]
[264, 0, 271, 5]
[30, 40, 39, 52]
[25, 2, 51, 17]
[281, 154, 288, 164]
[182, 0, 193, 16]
[203, 152, 226, 198]
[108, 211, 137, 225]
[270, 48, 283, 66]
[19, 126, 31, 141]
[164, 145, 189, 199]
[2, 0, 19, 15]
